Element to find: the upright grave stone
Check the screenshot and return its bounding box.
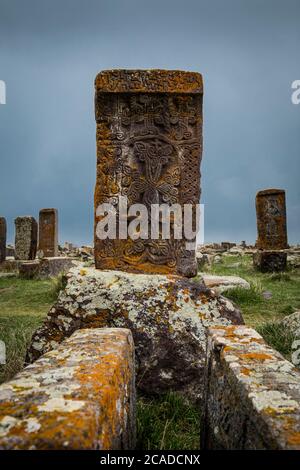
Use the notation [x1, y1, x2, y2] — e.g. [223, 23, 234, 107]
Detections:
[94, 69, 203, 277]
[38, 208, 58, 257]
[254, 189, 288, 272]
[0, 217, 6, 263]
[15, 216, 38, 260]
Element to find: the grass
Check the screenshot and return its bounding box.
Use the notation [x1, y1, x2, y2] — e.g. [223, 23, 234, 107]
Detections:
[137, 392, 200, 450]
[256, 322, 295, 359]
[0, 276, 60, 382]
[206, 254, 300, 327]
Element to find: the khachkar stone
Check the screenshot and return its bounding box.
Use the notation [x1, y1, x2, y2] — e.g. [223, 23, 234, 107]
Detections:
[15, 216, 38, 260]
[94, 69, 203, 277]
[254, 188, 288, 272]
[0, 217, 6, 263]
[38, 208, 58, 257]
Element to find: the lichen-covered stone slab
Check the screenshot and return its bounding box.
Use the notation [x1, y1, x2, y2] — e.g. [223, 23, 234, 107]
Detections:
[27, 266, 243, 402]
[200, 274, 250, 294]
[201, 326, 300, 449]
[14, 216, 37, 260]
[94, 69, 203, 277]
[0, 217, 6, 263]
[38, 208, 58, 257]
[0, 328, 135, 450]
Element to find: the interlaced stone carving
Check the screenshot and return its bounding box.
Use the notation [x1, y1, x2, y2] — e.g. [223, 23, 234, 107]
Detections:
[94, 69, 203, 276]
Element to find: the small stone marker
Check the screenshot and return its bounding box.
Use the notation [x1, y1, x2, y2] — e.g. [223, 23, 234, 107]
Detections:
[14, 216, 38, 260]
[0, 217, 6, 263]
[94, 69, 203, 277]
[38, 208, 58, 257]
[254, 189, 288, 271]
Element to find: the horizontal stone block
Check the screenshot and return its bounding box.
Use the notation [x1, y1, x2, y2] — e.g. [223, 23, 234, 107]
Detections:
[0, 328, 135, 450]
[201, 326, 300, 450]
[19, 257, 75, 279]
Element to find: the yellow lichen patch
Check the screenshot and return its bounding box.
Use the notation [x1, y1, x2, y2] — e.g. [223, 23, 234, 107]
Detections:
[287, 432, 300, 446]
[239, 352, 273, 362]
[240, 367, 252, 376]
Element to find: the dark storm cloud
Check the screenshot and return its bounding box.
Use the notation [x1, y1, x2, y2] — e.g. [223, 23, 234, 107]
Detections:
[0, 0, 299, 245]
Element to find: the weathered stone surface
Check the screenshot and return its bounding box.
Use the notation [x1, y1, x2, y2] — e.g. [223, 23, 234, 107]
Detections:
[201, 326, 300, 449]
[256, 189, 288, 250]
[281, 312, 300, 367]
[14, 216, 37, 260]
[0, 217, 6, 263]
[27, 266, 243, 402]
[0, 328, 136, 450]
[19, 258, 76, 279]
[253, 250, 287, 272]
[38, 208, 58, 257]
[200, 274, 250, 294]
[94, 69, 203, 277]
[281, 311, 300, 337]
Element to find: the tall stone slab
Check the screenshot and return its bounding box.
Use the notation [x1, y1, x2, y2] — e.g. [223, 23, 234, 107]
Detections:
[254, 189, 288, 272]
[15, 216, 37, 260]
[94, 69, 203, 277]
[0, 217, 6, 263]
[256, 189, 287, 250]
[38, 208, 58, 257]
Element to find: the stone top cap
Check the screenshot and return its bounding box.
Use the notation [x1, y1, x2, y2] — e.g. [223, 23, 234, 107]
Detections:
[39, 208, 58, 213]
[95, 69, 203, 94]
[256, 188, 285, 197]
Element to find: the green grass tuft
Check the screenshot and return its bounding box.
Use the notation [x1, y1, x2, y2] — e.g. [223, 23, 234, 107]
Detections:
[222, 280, 263, 306]
[257, 321, 295, 360]
[137, 393, 200, 450]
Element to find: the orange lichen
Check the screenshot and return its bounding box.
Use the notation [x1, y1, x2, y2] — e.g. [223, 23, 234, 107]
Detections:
[239, 352, 273, 362]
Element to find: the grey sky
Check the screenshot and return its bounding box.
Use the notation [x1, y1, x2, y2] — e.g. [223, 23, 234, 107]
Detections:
[0, 0, 299, 245]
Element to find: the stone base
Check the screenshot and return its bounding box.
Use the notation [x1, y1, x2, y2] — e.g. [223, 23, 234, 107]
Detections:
[253, 250, 287, 272]
[19, 257, 76, 279]
[0, 259, 23, 273]
[27, 266, 244, 402]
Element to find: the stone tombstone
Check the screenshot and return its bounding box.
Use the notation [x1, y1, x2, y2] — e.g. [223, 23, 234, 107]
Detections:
[0, 217, 6, 263]
[255, 189, 288, 250]
[254, 189, 288, 272]
[38, 208, 58, 257]
[15, 216, 38, 260]
[94, 69, 203, 277]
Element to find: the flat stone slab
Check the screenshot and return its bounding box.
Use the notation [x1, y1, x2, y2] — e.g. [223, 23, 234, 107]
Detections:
[200, 274, 250, 294]
[0, 328, 135, 450]
[201, 325, 300, 449]
[19, 257, 76, 279]
[27, 266, 243, 402]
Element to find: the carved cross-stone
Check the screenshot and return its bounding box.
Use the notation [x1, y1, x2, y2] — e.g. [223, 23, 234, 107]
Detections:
[38, 208, 58, 257]
[15, 216, 37, 261]
[94, 69, 203, 277]
[255, 189, 288, 250]
[254, 189, 288, 272]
